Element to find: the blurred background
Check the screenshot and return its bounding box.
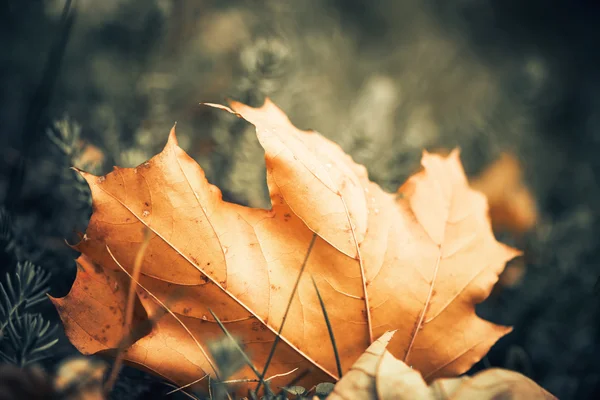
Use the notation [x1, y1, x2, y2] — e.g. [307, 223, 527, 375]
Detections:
[1, 0, 600, 398]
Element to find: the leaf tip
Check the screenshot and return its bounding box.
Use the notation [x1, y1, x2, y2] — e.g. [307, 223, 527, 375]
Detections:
[74, 168, 97, 185]
[202, 101, 239, 116]
[48, 291, 69, 315]
[167, 124, 179, 147]
[449, 147, 462, 159]
[228, 97, 284, 125]
[262, 97, 275, 106]
[226, 98, 244, 111]
[47, 293, 60, 305]
[499, 242, 523, 264]
[377, 330, 398, 346]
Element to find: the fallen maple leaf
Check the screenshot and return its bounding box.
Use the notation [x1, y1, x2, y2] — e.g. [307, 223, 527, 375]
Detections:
[471, 153, 537, 235]
[50, 99, 519, 393]
[328, 331, 556, 400]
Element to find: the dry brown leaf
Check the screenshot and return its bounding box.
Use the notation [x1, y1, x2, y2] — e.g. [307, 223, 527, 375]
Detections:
[50, 99, 518, 393]
[329, 331, 556, 400]
[471, 153, 537, 235]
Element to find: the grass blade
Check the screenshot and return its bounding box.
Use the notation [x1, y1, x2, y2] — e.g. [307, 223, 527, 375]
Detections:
[104, 228, 151, 393]
[207, 308, 269, 396]
[311, 276, 342, 378]
[255, 233, 318, 394]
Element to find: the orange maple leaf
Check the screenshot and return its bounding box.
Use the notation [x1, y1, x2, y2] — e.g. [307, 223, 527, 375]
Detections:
[50, 99, 518, 393]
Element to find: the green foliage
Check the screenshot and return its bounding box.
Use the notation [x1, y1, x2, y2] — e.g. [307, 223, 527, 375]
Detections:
[47, 116, 95, 209]
[47, 115, 82, 159]
[0, 261, 58, 367]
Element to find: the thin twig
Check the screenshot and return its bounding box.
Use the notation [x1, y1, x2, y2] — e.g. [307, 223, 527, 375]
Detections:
[104, 228, 151, 393]
[311, 276, 343, 378]
[256, 233, 318, 394]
